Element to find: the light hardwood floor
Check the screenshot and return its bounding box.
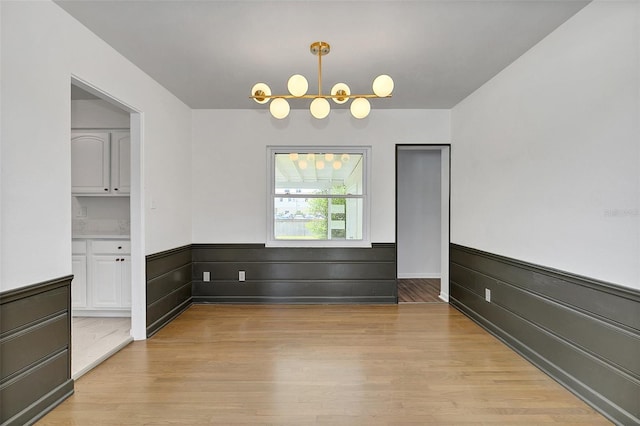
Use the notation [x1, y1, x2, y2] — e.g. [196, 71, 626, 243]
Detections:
[42, 305, 610, 425]
[72, 316, 132, 379]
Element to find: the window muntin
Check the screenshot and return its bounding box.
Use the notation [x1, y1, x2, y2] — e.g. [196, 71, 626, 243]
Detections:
[267, 147, 370, 247]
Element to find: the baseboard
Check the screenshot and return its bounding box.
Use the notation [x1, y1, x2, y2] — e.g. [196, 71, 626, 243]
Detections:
[397, 273, 441, 279]
[71, 310, 131, 317]
[193, 296, 397, 304]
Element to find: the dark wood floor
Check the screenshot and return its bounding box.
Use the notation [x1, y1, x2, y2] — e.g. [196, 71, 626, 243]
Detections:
[397, 278, 443, 303]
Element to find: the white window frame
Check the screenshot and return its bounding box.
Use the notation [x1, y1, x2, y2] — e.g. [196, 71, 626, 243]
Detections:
[266, 146, 371, 248]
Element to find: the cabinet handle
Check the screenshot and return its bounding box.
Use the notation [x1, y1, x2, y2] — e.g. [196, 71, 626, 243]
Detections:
[104, 188, 109, 191]
[118, 246, 122, 249]
[116, 258, 120, 261]
[114, 188, 119, 191]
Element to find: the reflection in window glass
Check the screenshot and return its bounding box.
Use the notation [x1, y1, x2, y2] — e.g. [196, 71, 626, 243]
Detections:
[271, 151, 365, 242]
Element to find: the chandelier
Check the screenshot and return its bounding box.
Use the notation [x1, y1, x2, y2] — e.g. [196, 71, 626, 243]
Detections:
[250, 41, 393, 120]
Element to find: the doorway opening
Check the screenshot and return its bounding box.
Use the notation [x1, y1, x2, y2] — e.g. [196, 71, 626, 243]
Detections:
[69, 77, 144, 378]
[396, 145, 450, 303]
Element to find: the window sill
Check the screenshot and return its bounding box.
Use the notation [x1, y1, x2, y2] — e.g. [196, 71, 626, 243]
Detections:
[265, 240, 372, 249]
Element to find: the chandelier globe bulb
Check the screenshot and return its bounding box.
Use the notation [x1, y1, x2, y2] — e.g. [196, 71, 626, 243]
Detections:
[269, 98, 290, 119]
[350, 97, 371, 119]
[251, 83, 271, 104]
[288, 74, 309, 97]
[372, 75, 394, 97]
[331, 83, 351, 104]
[310, 98, 330, 119]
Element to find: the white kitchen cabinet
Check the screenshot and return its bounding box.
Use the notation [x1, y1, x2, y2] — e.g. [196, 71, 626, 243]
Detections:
[90, 239, 131, 309]
[71, 255, 88, 308]
[71, 132, 110, 194]
[72, 238, 131, 316]
[91, 255, 121, 308]
[120, 256, 132, 307]
[111, 131, 131, 195]
[71, 131, 130, 195]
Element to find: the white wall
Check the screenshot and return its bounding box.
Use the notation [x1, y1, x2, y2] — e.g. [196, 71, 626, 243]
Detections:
[71, 99, 130, 129]
[397, 149, 441, 278]
[451, 0, 639, 289]
[192, 109, 450, 243]
[1, 1, 192, 292]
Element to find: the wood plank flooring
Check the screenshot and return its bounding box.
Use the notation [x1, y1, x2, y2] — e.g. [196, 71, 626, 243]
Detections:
[40, 305, 610, 425]
[398, 278, 443, 303]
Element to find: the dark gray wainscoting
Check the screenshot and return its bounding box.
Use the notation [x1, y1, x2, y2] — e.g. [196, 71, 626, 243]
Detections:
[0, 276, 74, 426]
[450, 243, 640, 425]
[192, 243, 397, 304]
[146, 245, 193, 337]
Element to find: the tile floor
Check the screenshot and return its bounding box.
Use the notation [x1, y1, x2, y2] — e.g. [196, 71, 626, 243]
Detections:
[72, 316, 132, 379]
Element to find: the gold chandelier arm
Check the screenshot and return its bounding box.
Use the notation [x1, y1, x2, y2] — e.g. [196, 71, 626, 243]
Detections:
[319, 46, 323, 96]
[250, 94, 392, 100]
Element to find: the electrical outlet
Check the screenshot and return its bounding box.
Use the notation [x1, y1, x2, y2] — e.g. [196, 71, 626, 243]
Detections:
[485, 288, 491, 303]
[203, 272, 210, 282]
[239, 270, 245, 282]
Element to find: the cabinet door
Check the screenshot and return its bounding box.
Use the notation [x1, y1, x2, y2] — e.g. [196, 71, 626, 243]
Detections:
[120, 256, 131, 308]
[71, 255, 87, 308]
[91, 255, 121, 308]
[71, 132, 111, 194]
[110, 132, 130, 194]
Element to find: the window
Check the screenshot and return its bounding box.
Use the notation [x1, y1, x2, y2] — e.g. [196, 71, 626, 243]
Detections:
[267, 146, 371, 247]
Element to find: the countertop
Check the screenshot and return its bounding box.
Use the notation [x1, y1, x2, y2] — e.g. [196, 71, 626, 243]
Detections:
[72, 235, 130, 240]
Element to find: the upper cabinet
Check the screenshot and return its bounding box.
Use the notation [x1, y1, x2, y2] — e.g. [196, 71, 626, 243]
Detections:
[110, 131, 131, 194]
[71, 131, 130, 195]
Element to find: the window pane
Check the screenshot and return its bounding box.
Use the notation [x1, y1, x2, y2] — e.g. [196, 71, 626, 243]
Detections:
[274, 153, 363, 195]
[274, 197, 362, 240]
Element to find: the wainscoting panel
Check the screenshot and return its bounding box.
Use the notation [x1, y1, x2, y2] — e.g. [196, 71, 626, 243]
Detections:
[450, 243, 640, 425]
[146, 245, 192, 337]
[192, 243, 397, 304]
[0, 276, 74, 426]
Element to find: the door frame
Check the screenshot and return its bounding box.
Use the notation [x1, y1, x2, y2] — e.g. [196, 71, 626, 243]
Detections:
[395, 144, 451, 302]
[71, 75, 146, 339]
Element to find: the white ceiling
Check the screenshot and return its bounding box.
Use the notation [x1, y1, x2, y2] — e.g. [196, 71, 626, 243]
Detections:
[56, 0, 590, 110]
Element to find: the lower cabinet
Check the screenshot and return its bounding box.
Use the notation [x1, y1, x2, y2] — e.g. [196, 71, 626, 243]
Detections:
[71, 255, 88, 308]
[72, 238, 130, 316]
[91, 255, 131, 308]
